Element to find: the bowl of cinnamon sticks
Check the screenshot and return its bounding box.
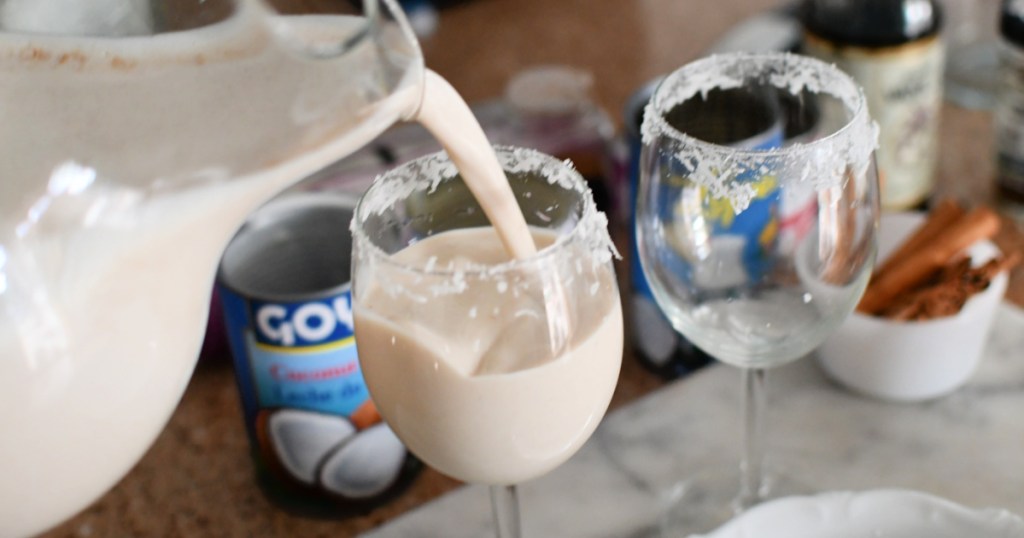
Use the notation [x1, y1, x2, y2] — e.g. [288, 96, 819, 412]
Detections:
[817, 200, 1019, 402]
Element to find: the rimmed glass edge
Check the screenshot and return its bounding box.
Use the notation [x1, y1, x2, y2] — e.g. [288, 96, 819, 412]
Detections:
[351, 145, 616, 278]
[641, 51, 875, 162]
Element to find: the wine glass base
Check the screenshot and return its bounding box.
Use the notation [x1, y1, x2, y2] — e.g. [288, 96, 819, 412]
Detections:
[653, 463, 808, 537]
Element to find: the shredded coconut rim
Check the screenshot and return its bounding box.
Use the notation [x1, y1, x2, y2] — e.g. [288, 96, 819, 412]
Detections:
[351, 145, 617, 277]
[641, 53, 877, 181]
[642, 52, 873, 159]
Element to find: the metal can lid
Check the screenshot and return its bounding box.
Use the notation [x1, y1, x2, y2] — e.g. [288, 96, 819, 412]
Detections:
[218, 191, 358, 301]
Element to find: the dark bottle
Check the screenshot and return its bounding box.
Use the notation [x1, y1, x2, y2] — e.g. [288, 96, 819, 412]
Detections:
[995, 0, 1024, 214]
[801, 0, 944, 211]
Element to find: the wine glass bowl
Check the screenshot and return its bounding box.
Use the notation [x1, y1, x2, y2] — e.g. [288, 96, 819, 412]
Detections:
[350, 146, 623, 531]
[635, 52, 880, 532]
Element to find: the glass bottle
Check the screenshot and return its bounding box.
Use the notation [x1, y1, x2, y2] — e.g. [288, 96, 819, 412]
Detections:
[801, 0, 945, 211]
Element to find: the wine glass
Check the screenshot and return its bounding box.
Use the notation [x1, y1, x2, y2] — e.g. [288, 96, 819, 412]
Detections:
[351, 146, 623, 537]
[0, 1, 421, 535]
[635, 52, 879, 533]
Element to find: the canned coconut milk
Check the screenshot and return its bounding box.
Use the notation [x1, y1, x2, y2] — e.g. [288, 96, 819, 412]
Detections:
[218, 191, 418, 516]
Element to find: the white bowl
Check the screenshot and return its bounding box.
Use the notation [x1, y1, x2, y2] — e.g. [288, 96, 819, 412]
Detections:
[695, 490, 1024, 538]
[817, 212, 1008, 402]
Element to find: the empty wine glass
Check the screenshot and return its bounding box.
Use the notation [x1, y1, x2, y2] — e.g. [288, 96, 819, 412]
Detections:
[351, 146, 623, 537]
[635, 52, 879, 534]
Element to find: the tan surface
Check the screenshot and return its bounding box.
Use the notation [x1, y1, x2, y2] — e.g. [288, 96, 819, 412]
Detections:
[42, 0, 1024, 536]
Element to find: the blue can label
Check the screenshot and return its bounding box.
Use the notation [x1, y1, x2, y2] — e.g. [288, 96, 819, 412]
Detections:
[243, 289, 367, 416]
[220, 284, 371, 428]
[699, 172, 782, 282]
[251, 294, 354, 347]
[220, 281, 409, 499]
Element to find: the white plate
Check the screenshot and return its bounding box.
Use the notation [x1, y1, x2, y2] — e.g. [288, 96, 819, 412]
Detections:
[695, 490, 1024, 538]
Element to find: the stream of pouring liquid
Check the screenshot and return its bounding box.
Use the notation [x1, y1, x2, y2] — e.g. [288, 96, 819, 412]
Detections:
[414, 70, 539, 259]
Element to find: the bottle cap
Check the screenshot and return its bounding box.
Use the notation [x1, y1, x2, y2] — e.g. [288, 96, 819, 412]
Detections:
[1003, 0, 1024, 48]
[800, 0, 942, 48]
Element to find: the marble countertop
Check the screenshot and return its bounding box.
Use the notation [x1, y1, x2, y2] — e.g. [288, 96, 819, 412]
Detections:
[365, 303, 1024, 537]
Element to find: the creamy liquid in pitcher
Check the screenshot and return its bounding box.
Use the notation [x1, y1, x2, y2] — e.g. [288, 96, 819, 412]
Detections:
[0, 8, 538, 536]
[354, 228, 622, 485]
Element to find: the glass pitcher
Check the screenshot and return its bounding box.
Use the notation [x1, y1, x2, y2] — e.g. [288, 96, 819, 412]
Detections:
[0, 1, 423, 535]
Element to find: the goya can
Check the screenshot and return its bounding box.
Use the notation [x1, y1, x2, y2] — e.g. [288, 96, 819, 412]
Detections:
[218, 191, 418, 516]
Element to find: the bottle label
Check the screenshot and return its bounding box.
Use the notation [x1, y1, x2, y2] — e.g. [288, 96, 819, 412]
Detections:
[804, 34, 945, 209]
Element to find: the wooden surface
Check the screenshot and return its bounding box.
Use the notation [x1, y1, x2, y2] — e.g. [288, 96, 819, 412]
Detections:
[42, 0, 1024, 536]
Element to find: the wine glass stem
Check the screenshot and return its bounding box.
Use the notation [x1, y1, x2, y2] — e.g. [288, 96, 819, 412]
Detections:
[490, 484, 522, 538]
[737, 366, 768, 512]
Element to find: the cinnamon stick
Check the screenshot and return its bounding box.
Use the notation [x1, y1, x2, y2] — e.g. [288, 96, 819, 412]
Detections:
[881, 252, 1020, 320]
[857, 206, 1001, 315]
[821, 168, 860, 285]
[872, 198, 965, 282]
[881, 258, 972, 320]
